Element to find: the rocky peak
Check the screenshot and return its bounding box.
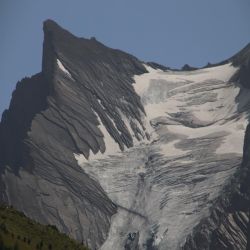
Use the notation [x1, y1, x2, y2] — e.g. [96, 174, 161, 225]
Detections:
[0, 20, 149, 249]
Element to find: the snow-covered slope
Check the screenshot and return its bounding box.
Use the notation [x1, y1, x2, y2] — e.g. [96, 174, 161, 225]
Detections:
[77, 63, 250, 249]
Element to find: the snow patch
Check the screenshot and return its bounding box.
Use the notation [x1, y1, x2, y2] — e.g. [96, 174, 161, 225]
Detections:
[56, 59, 74, 80]
[133, 63, 239, 124]
[75, 110, 121, 164]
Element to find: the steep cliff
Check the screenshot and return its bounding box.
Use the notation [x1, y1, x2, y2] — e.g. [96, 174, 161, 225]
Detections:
[0, 20, 148, 249]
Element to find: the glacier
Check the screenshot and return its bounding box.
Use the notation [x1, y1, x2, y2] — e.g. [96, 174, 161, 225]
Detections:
[76, 63, 250, 249]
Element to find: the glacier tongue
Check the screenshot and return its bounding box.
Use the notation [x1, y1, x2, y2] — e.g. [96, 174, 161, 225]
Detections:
[76, 63, 249, 249]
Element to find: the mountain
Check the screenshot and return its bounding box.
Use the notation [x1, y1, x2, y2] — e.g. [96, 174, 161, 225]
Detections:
[0, 20, 249, 250]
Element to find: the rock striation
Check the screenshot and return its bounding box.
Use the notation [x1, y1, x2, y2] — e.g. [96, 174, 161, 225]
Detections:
[0, 20, 148, 249]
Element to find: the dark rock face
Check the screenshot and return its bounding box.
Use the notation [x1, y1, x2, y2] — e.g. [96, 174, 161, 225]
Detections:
[231, 46, 250, 88]
[146, 62, 171, 71]
[232, 43, 250, 67]
[0, 20, 148, 249]
[0, 73, 49, 170]
[41, 20, 148, 156]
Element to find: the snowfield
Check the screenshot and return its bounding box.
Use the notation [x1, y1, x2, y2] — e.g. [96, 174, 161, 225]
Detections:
[75, 63, 250, 250]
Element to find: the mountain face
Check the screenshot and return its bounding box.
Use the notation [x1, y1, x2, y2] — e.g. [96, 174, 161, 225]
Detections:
[0, 20, 250, 250]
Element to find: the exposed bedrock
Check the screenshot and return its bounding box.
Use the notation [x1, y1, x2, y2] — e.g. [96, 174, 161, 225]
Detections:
[0, 19, 148, 249]
[230, 43, 250, 89]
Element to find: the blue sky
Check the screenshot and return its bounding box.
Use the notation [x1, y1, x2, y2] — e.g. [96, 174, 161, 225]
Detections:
[1, 0, 250, 116]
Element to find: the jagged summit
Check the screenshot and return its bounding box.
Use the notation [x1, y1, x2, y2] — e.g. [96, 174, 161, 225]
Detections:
[42, 19, 146, 77]
[43, 19, 100, 43]
[0, 20, 250, 250]
[43, 19, 65, 31]
[231, 42, 250, 66]
[0, 19, 149, 249]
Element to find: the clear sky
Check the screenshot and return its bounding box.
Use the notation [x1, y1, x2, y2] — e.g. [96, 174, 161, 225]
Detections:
[1, 0, 250, 116]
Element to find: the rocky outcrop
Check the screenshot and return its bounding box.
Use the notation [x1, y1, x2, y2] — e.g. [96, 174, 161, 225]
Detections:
[231, 43, 250, 89]
[0, 20, 148, 249]
[181, 64, 198, 71]
[146, 62, 171, 71]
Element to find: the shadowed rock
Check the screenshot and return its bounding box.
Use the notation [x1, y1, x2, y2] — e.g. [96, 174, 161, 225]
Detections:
[0, 19, 148, 249]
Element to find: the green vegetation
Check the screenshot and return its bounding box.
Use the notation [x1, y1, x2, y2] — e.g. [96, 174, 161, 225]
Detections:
[0, 205, 89, 250]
